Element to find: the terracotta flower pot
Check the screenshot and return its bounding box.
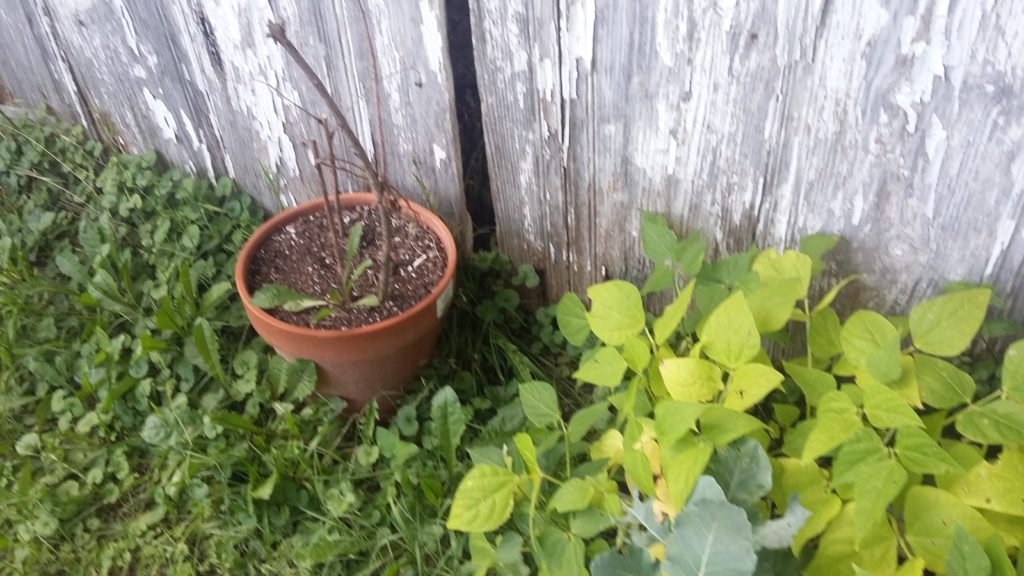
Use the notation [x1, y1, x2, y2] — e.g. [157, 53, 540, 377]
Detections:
[234, 193, 457, 412]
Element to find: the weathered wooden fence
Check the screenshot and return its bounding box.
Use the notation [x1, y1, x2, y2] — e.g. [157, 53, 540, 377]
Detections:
[470, 0, 1024, 317]
[4, 0, 1024, 318]
[0, 0, 470, 244]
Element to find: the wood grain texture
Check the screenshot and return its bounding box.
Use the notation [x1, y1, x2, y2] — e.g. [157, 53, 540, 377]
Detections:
[0, 0, 470, 244]
[471, 0, 1024, 318]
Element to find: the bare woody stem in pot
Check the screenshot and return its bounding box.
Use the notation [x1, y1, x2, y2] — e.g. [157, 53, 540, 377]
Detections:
[267, 20, 393, 302]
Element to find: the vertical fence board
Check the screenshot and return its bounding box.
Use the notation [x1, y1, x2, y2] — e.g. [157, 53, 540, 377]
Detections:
[472, 0, 1024, 317]
[0, 0, 469, 243]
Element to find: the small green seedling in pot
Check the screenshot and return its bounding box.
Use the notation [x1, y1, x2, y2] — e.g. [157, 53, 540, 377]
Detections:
[251, 221, 380, 326]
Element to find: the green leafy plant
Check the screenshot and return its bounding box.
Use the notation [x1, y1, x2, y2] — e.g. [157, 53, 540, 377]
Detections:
[0, 112, 556, 574]
[252, 221, 380, 325]
[447, 211, 1024, 575]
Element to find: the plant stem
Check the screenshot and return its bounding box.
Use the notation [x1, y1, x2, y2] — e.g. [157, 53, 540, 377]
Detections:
[942, 389, 1002, 426]
[267, 21, 393, 301]
[311, 139, 348, 293]
[322, 122, 354, 306]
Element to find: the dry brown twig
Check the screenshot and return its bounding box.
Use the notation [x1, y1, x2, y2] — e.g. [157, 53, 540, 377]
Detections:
[267, 20, 394, 302]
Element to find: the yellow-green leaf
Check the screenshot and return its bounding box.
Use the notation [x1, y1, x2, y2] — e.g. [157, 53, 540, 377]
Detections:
[915, 354, 976, 409]
[955, 400, 1024, 445]
[752, 249, 812, 300]
[1002, 340, 1024, 402]
[557, 293, 590, 346]
[904, 486, 996, 573]
[697, 291, 761, 369]
[802, 391, 863, 461]
[447, 464, 519, 533]
[853, 459, 907, 537]
[948, 450, 1024, 517]
[586, 280, 645, 346]
[895, 427, 962, 476]
[659, 357, 723, 402]
[653, 280, 694, 345]
[860, 378, 924, 429]
[723, 363, 785, 411]
[909, 288, 991, 357]
[784, 362, 836, 406]
[621, 334, 651, 373]
[573, 347, 628, 387]
[841, 310, 902, 383]
[661, 436, 713, 512]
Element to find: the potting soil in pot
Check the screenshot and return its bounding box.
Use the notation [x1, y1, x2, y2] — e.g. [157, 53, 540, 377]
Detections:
[247, 204, 446, 329]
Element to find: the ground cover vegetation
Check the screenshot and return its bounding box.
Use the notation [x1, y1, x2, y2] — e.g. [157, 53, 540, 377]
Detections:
[3, 113, 1024, 575]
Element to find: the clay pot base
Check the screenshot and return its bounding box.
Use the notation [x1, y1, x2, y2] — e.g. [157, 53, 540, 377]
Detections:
[247, 203, 446, 330]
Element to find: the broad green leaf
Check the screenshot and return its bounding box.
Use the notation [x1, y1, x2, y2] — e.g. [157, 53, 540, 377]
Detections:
[853, 458, 907, 536]
[590, 546, 658, 576]
[557, 293, 591, 346]
[571, 508, 616, 539]
[640, 210, 677, 264]
[813, 274, 862, 313]
[573, 347, 628, 387]
[909, 288, 991, 357]
[752, 249, 812, 300]
[784, 362, 836, 406]
[949, 450, 1024, 516]
[697, 291, 761, 369]
[642, 263, 675, 294]
[663, 482, 757, 576]
[799, 233, 839, 277]
[746, 280, 800, 334]
[904, 486, 996, 573]
[804, 503, 897, 576]
[653, 280, 694, 345]
[831, 428, 888, 492]
[955, 400, 1024, 445]
[915, 354, 976, 408]
[983, 534, 1016, 576]
[519, 380, 561, 428]
[654, 401, 706, 446]
[860, 378, 924, 429]
[621, 334, 651, 373]
[567, 402, 609, 443]
[447, 464, 519, 532]
[946, 526, 992, 576]
[513, 433, 540, 480]
[841, 310, 902, 383]
[802, 391, 863, 461]
[623, 443, 656, 496]
[430, 386, 466, 471]
[586, 280, 645, 346]
[590, 429, 624, 466]
[707, 438, 772, 506]
[1003, 340, 1024, 402]
[468, 533, 496, 576]
[895, 427, 962, 475]
[674, 232, 707, 276]
[250, 283, 324, 311]
[891, 355, 924, 408]
[769, 458, 839, 553]
[536, 528, 587, 576]
[723, 363, 785, 411]
[192, 318, 225, 383]
[659, 357, 723, 402]
[809, 307, 844, 359]
[662, 437, 713, 512]
[699, 405, 766, 447]
[548, 478, 595, 513]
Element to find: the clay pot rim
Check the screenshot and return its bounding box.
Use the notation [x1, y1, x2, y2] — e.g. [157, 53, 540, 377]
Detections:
[234, 193, 457, 339]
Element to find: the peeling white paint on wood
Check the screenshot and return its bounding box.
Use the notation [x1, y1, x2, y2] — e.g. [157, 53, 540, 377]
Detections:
[472, 0, 1024, 319]
[0, 0, 469, 245]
